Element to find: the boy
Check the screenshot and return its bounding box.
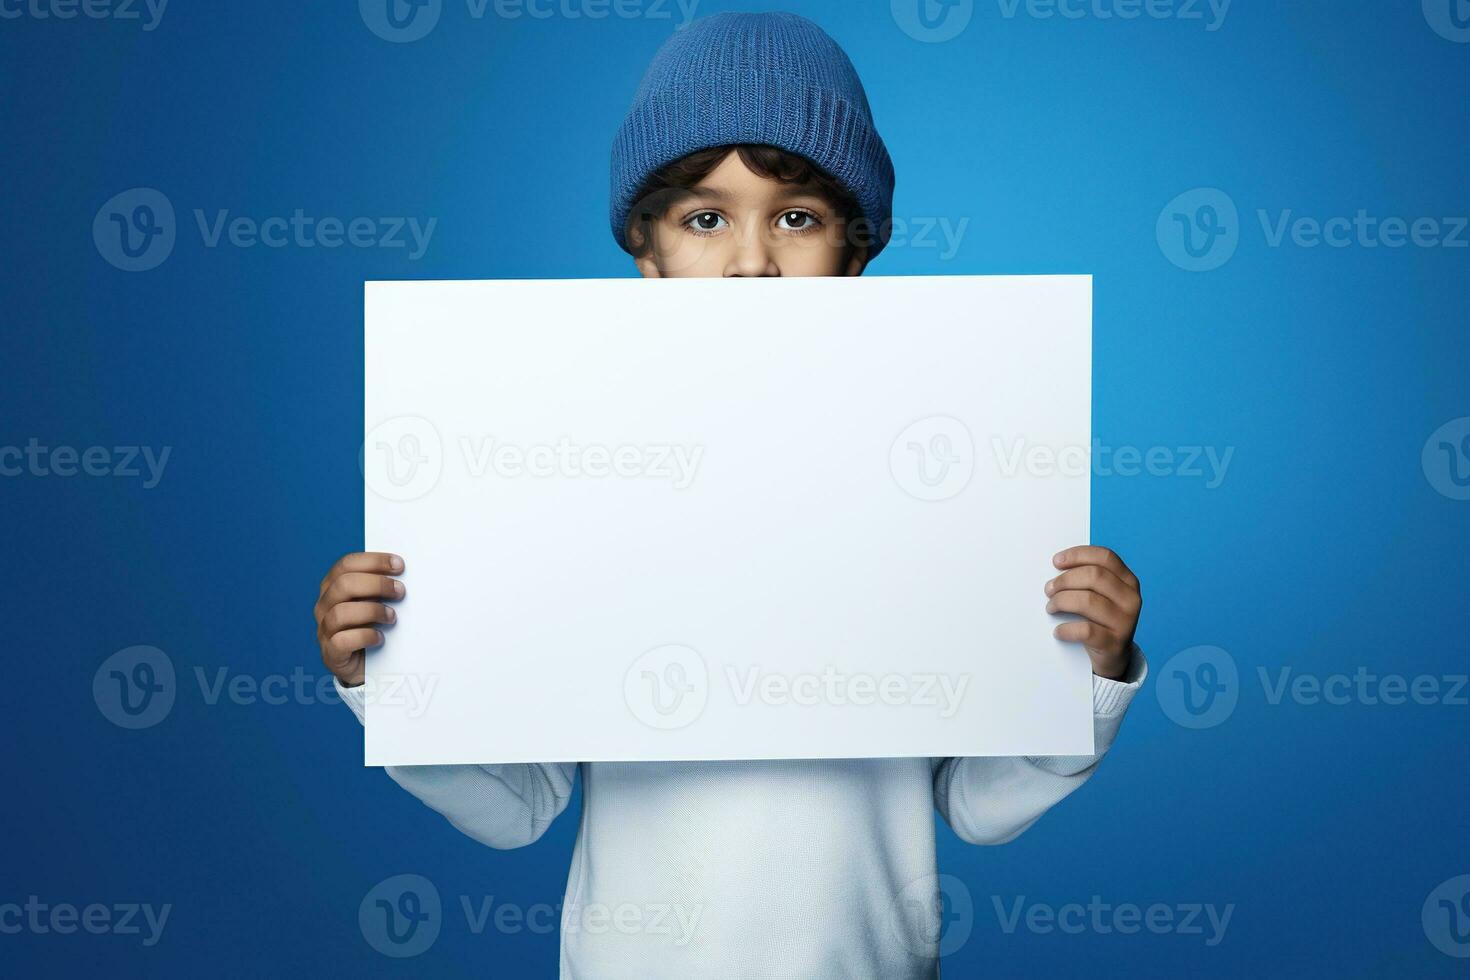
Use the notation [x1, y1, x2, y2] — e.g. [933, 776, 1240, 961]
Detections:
[316, 12, 1146, 978]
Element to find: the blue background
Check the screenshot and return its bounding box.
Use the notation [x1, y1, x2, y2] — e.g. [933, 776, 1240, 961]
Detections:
[3, 0, 1468, 976]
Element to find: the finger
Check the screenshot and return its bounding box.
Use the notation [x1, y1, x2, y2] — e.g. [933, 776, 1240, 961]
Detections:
[323, 601, 397, 635]
[320, 552, 405, 595]
[1045, 565, 1139, 614]
[1052, 546, 1138, 588]
[1052, 619, 1125, 655]
[1046, 589, 1131, 635]
[323, 628, 384, 670]
[320, 571, 404, 609]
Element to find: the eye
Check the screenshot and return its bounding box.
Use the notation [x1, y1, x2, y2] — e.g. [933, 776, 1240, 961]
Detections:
[777, 210, 822, 233]
[684, 211, 727, 234]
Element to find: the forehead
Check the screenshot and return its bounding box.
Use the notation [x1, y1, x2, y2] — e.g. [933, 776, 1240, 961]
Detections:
[688, 152, 826, 203]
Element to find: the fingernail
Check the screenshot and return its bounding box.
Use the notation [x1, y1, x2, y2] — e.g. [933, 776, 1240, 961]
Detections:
[1053, 551, 1066, 566]
[1045, 600, 1056, 614]
[392, 580, 405, 598]
[385, 606, 397, 623]
[389, 555, 404, 573]
[1044, 579, 1055, 595]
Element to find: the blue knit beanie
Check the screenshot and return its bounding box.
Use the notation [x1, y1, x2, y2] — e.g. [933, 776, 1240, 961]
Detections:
[610, 12, 896, 257]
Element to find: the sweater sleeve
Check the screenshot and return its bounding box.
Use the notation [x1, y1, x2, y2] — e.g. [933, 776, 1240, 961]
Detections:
[335, 679, 576, 850]
[933, 647, 1147, 845]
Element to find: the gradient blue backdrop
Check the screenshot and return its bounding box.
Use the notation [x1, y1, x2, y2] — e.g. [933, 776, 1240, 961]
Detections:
[3, 1, 1468, 976]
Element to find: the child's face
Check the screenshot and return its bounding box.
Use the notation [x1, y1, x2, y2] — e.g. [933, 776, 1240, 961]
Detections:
[634, 152, 867, 279]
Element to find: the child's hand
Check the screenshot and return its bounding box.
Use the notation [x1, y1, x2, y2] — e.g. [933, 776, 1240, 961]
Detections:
[315, 552, 405, 688]
[1044, 546, 1141, 681]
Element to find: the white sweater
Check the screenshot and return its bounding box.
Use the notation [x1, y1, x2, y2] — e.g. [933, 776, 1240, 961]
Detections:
[338, 649, 1145, 978]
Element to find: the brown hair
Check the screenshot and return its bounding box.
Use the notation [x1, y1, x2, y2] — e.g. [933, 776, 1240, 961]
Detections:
[624, 144, 867, 258]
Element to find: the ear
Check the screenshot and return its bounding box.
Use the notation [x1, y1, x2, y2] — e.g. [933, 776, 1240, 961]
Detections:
[634, 252, 662, 279]
[629, 222, 663, 278]
[844, 247, 869, 277]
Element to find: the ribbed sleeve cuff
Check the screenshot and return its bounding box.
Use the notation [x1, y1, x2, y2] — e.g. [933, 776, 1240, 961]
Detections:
[335, 677, 368, 727]
[1083, 645, 1147, 761]
[1092, 644, 1148, 718]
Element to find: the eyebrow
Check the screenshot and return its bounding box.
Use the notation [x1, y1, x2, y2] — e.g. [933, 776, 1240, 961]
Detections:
[682, 185, 735, 203]
[684, 183, 832, 205]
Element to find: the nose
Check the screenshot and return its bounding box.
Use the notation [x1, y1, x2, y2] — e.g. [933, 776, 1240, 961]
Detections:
[723, 222, 780, 278]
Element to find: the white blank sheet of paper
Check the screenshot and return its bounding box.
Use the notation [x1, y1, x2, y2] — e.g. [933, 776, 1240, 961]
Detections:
[363, 275, 1093, 766]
